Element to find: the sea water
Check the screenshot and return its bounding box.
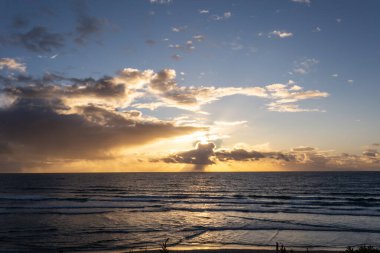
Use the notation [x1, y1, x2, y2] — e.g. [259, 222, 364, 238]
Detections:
[0, 172, 379, 252]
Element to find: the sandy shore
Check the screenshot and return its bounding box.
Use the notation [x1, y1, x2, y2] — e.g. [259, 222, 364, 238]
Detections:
[126, 245, 345, 253]
[130, 249, 344, 253]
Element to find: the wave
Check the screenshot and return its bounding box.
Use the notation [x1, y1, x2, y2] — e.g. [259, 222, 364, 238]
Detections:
[0, 210, 113, 215]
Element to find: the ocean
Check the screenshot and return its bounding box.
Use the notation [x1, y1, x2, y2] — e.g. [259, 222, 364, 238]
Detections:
[0, 172, 379, 252]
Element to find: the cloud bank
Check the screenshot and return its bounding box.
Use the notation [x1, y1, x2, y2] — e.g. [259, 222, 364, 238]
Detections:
[154, 143, 380, 171]
[0, 60, 330, 171]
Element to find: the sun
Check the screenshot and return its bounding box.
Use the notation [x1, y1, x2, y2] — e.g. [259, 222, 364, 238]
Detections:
[197, 135, 209, 144]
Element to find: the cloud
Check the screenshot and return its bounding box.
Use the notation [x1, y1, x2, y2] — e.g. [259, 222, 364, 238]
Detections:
[211, 12, 232, 21]
[168, 40, 195, 51]
[224, 12, 232, 19]
[216, 149, 295, 162]
[291, 0, 311, 5]
[199, 9, 209, 14]
[269, 30, 293, 38]
[293, 58, 318, 75]
[265, 82, 328, 112]
[363, 149, 378, 158]
[171, 54, 181, 60]
[292, 146, 315, 152]
[122, 68, 327, 113]
[157, 142, 216, 171]
[135, 69, 270, 111]
[2, 65, 328, 116]
[267, 103, 321, 112]
[155, 144, 380, 171]
[145, 39, 156, 46]
[71, 0, 106, 46]
[347, 79, 354, 84]
[1, 2, 108, 52]
[1, 74, 132, 110]
[11, 16, 29, 29]
[9, 26, 64, 53]
[75, 16, 106, 45]
[193, 35, 205, 42]
[0, 102, 200, 171]
[0, 69, 208, 171]
[149, 0, 172, 4]
[214, 121, 247, 126]
[0, 58, 26, 72]
[153, 143, 295, 171]
[171, 26, 188, 33]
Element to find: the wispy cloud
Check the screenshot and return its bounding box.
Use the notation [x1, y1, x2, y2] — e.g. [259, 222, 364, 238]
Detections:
[72, 1, 106, 45]
[171, 26, 188, 33]
[265, 83, 328, 112]
[211, 11, 232, 21]
[268, 30, 293, 38]
[74, 16, 106, 45]
[293, 58, 318, 75]
[145, 39, 156, 46]
[0, 58, 26, 72]
[11, 16, 29, 29]
[171, 54, 181, 60]
[8, 26, 64, 53]
[149, 0, 172, 4]
[154, 143, 380, 171]
[291, 0, 311, 5]
[199, 9, 209, 14]
[168, 40, 195, 51]
[193, 35, 205, 42]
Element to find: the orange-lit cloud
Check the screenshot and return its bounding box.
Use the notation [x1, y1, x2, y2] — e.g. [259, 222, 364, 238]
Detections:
[153, 143, 380, 171]
[0, 64, 332, 171]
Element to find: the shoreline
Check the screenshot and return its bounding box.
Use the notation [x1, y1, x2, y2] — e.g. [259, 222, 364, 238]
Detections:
[127, 249, 345, 253]
[126, 244, 347, 253]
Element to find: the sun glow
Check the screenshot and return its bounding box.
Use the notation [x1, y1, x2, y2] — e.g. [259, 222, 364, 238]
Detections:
[197, 135, 209, 144]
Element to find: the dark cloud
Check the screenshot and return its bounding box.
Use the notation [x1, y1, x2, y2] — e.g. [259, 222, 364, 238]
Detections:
[0, 142, 12, 154]
[215, 149, 295, 162]
[154, 142, 295, 171]
[216, 149, 265, 161]
[13, 26, 64, 52]
[0, 1, 107, 53]
[162, 142, 216, 165]
[292, 146, 315, 152]
[75, 16, 105, 45]
[145, 39, 156, 46]
[1, 73, 126, 101]
[0, 99, 200, 171]
[0, 69, 205, 171]
[363, 149, 378, 158]
[157, 142, 216, 171]
[171, 54, 181, 61]
[11, 16, 29, 29]
[154, 143, 380, 170]
[72, 0, 106, 45]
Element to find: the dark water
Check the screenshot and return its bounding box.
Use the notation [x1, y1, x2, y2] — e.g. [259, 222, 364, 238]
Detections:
[1, 172, 380, 252]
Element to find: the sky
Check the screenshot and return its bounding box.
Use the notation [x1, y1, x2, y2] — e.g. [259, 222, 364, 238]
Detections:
[0, 0, 380, 172]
